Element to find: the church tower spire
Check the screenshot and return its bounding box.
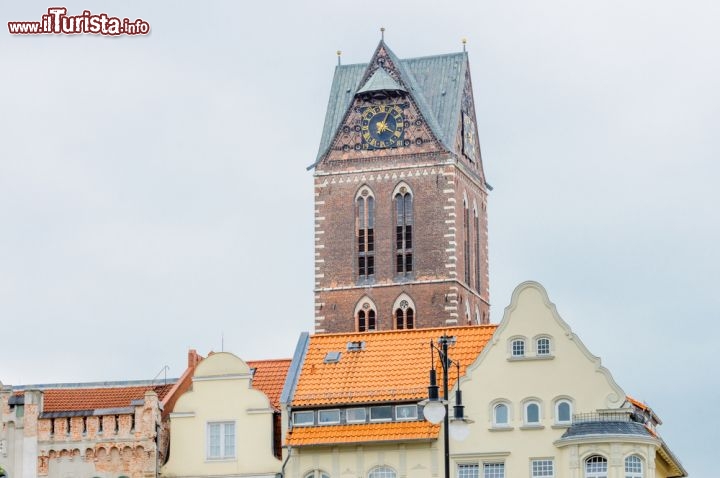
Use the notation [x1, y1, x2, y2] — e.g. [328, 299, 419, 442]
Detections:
[310, 40, 490, 333]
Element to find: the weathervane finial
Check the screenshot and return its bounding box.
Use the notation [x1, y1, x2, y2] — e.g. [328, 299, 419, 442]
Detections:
[462, 37, 467, 52]
[381, 27, 385, 41]
[337, 50, 342, 65]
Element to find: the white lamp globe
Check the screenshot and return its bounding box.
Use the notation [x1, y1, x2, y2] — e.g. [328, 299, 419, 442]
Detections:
[449, 419, 470, 441]
[423, 401, 446, 424]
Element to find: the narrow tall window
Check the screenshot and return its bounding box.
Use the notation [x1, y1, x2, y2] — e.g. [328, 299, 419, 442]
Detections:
[357, 191, 375, 279]
[474, 211, 481, 291]
[395, 189, 413, 275]
[395, 307, 415, 330]
[358, 308, 377, 332]
[464, 200, 470, 284]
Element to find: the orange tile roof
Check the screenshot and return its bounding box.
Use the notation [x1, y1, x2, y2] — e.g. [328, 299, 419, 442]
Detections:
[291, 325, 497, 407]
[247, 358, 292, 410]
[41, 383, 175, 412]
[286, 421, 441, 446]
[626, 395, 648, 411]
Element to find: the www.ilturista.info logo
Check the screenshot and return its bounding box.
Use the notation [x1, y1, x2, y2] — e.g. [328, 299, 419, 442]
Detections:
[8, 7, 150, 35]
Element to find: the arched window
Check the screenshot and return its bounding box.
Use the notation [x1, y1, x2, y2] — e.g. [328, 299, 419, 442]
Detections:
[358, 309, 376, 332]
[393, 295, 415, 330]
[511, 339, 525, 357]
[394, 186, 413, 275]
[395, 307, 414, 329]
[555, 400, 572, 424]
[356, 298, 377, 332]
[356, 188, 375, 280]
[493, 403, 509, 427]
[473, 204, 480, 291]
[625, 455, 643, 478]
[463, 198, 470, 284]
[369, 466, 396, 478]
[536, 337, 551, 356]
[524, 401, 541, 425]
[305, 471, 331, 478]
[585, 455, 608, 478]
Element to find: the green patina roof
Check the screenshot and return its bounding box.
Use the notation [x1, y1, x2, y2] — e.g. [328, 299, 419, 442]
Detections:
[311, 41, 469, 168]
[357, 67, 407, 94]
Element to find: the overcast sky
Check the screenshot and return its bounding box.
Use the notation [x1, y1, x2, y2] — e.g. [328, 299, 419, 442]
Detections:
[1, 1, 717, 475]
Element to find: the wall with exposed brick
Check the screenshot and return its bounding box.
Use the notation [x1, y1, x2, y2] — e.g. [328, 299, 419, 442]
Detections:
[314, 157, 489, 333]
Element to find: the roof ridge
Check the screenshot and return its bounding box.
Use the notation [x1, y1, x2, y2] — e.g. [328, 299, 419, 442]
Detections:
[310, 323, 497, 339]
[12, 379, 178, 391]
[247, 358, 292, 362]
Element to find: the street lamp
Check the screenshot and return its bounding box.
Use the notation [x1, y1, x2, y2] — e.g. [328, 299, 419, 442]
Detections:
[420, 336, 474, 478]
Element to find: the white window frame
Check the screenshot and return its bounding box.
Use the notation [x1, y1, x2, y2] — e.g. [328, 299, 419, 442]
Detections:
[625, 455, 643, 478]
[524, 401, 541, 425]
[293, 410, 315, 426]
[492, 402, 510, 427]
[457, 463, 479, 478]
[511, 339, 525, 357]
[346, 407, 367, 423]
[536, 337, 551, 356]
[482, 462, 505, 478]
[555, 399, 572, 424]
[395, 404, 418, 420]
[318, 409, 341, 425]
[585, 455, 608, 478]
[304, 470, 331, 478]
[206, 421, 235, 460]
[368, 466, 397, 478]
[531, 458, 554, 477]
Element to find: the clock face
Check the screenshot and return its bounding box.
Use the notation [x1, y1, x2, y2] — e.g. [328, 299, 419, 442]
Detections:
[360, 104, 405, 149]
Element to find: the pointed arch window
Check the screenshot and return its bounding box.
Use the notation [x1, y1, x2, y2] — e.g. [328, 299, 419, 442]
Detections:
[395, 306, 414, 330]
[464, 199, 470, 284]
[356, 298, 377, 333]
[394, 188, 413, 275]
[356, 189, 375, 279]
[474, 206, 481, 291]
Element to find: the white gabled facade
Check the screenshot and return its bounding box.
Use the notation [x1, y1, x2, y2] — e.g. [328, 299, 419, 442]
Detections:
[450, 281, 686, 478]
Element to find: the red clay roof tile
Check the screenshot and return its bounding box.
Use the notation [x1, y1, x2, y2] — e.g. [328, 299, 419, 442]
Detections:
[247, 359, 291, 410]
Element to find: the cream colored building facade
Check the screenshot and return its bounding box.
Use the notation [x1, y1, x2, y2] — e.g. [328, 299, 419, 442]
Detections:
[162, 352, 282, 478]
[453, 281, 685, 478]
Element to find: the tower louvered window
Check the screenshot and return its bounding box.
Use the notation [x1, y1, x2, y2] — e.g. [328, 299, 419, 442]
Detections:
[357, 193, 375, 279]
[395, 190, 413, 275]
[474, 212, 481, 291]
[464, 201, 470, 284]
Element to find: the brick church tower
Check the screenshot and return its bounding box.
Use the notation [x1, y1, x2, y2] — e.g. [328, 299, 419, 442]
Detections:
[310, 40, 490, 334]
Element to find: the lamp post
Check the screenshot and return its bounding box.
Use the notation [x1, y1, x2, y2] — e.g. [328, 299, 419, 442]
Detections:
[420, 336, 473, 478]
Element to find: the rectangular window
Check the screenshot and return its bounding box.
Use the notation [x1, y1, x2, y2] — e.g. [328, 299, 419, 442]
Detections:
[318, 409, 340, 424]
[346, 408, 367, 423]
[369, 405, 392, 421]
[367, 256, 374, 275]
[483, 463, 504, 478]
[207, 421, 235, 460]
[395, 404, 418, 420]
[359, 256, 366, 276]
[292, 411, 314, 426]
[531, 459, 554, 477]
[458, 464, 479, 478]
